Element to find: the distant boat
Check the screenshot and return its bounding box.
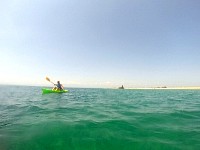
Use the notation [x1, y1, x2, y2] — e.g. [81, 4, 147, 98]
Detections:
[118, 85, 124, 89]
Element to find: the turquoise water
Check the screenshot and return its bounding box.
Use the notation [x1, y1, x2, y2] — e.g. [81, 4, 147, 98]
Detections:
[0, 85, 200, 150]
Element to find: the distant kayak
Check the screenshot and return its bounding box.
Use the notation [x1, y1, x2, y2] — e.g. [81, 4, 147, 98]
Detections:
[42, 88, 68, 94]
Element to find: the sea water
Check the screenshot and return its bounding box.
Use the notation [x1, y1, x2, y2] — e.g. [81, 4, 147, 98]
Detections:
[0, 85, 199, 150]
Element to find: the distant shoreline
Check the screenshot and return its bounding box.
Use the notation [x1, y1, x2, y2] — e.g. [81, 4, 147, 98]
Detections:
[126, 87, 200, 90]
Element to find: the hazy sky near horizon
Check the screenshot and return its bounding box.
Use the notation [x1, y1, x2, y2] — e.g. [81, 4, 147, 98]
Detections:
[0, 0, 200, 87]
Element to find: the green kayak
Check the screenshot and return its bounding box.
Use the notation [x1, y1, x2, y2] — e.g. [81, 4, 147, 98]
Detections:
[42, 88, 68, 94]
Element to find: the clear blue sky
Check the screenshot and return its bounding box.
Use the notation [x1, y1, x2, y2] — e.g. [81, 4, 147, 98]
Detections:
[0, 0, 200, 88]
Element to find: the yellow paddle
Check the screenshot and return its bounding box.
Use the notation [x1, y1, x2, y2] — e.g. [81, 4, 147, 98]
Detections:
[46, 77, 56, 85]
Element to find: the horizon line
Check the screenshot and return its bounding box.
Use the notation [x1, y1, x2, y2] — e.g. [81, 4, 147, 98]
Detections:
[1, 84, 200, 90]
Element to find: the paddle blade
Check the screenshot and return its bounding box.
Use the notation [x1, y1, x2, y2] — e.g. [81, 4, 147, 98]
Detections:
[46, 77, 50, 82]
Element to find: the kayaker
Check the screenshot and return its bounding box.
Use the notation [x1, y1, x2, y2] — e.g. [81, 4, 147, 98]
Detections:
[53, 81, 64, 90]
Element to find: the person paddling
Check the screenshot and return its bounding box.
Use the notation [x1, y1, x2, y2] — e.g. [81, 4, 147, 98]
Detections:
[53, 81, 64, 90]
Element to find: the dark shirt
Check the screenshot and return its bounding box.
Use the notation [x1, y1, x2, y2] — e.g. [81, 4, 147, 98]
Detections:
[56, 83, 62, 89]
